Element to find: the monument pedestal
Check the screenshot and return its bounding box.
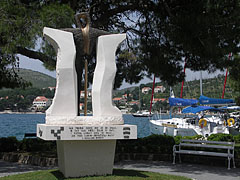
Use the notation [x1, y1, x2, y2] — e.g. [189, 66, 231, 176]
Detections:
[37, 123, 137, 177]
[57, 140, 116, 177]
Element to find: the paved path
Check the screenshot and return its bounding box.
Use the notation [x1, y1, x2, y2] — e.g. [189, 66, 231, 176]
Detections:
[0, 160, 54, 177]
[0, 160, 239, 180]
[115, 161, 240, 180]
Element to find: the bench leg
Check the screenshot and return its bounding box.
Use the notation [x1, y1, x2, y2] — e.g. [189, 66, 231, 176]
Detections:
[173, 152, 176, 164]
[232, 158, 236, 168]
[228, 157, 231, 170]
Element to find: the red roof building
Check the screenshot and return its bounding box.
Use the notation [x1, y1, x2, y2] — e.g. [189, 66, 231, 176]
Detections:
[152, 98, 167, 104]
[142, 87, 152, 94]
[33, 96, 51, 108]
[154, 86, 166, 93]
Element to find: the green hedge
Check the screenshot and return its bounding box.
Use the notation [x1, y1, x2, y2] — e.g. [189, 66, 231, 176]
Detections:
[0, 137, 19, 152]
[234, 134, 240, 143]
[0, 137, 56, 153]
[0, 134, 239, 158]
[19, 138, 56, 153]
[116, 134, 175, 154]
[207, 133, 234, 142]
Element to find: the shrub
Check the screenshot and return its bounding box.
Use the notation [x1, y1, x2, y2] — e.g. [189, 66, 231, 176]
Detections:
[19, 138, 56, 152]
[207, 133, 234, 142]
[0, 137, 19, 152]
[183, 135, 205, 140]
[116, 134, 175, 154]
[173, 136, 182, 145]
[234, 134, 240, 143]
[143, 134, 175, 153]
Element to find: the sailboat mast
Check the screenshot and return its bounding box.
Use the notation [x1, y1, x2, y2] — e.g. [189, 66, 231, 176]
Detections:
[200, 71, 203, 96]
[149, 75, 156, 114]
[139, 86, 141, 111]
[222, 53, 232, 99]
[169, 87, 173, 119]
[180, 57, 187, 98]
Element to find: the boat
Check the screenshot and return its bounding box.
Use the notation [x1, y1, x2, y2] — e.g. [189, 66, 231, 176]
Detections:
[132, 110, 152, 117]
[199, 95, 240, 135]
[149, 98, 229, 137]
[218, 106, 240, 135]
[229, 111, 240, 118]
[132, 86, 153, 117]
[199, 95, 235, 106]
[150, 105, 229, 137]
[219, 106, 240, 118]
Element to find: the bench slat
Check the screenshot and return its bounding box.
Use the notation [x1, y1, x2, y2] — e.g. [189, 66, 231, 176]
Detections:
[181, 139, 234, 145]
[175, 150, 233, 158]
[180, 143, 234, 150]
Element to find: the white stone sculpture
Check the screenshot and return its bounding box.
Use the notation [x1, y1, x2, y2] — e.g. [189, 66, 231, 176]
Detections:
[92, 34, 125, 118]
[37, 27, 137, 178]
[45, 31, 125, 125]
[43, 27, 78, 117]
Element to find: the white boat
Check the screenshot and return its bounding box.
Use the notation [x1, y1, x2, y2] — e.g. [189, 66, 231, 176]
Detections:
[149, 100, 230, 137]
[150, 115, 229, 137]
[132, 110, 152, 117]
[229, 111, 240, 118]
[199, 96, 240, 135]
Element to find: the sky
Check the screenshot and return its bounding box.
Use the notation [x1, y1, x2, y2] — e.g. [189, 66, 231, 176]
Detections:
[19, 54, 225, 90]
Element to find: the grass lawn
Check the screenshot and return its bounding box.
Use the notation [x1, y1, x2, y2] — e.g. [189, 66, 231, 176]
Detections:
[0, 169, 191, 180]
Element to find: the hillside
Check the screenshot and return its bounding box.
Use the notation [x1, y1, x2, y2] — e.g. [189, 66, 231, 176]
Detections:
[115, 74, 235, 100]
[17, 69, 56, 89]
[172, 75, 234, 99]
[13, 68, 236, 99]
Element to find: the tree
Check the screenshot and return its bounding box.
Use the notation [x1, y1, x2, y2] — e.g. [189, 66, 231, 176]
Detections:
[0, 0, 143, 90]
[132, 87, 140, 100]
[135, 1, 240, 85]
[17, 98, 29, 111]
[229, 55, 240, 105]
[0, 0, 74, 88]
[1, 0, 240, 89]
[153, 100, 169, 112]
[131, 104, 139, 113]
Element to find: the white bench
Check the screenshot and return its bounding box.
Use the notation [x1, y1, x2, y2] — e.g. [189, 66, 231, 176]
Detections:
[173, 139, 236, 169]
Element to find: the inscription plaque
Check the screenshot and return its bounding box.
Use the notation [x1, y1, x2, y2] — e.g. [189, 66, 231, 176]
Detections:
[37, 124, 137, 140]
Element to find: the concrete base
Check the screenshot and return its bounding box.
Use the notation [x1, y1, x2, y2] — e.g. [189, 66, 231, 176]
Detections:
[57, 140, 116, 177]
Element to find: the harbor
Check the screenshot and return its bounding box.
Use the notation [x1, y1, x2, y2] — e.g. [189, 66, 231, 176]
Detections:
[0, 113, 152, 140]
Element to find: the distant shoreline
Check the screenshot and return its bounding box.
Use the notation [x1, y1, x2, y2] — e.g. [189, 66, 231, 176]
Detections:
[0, 111, 170, 115]
[0, 111, 45, 115]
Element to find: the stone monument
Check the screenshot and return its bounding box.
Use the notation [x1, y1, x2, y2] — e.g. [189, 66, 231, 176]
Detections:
[37, 14, 137, 178]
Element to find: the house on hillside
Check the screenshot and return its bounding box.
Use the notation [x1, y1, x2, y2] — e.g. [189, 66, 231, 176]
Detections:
[152, 98, 167, 104]
[113, 97, 126, 105]
[32, 96, 51, 111]
[154, 86, 166, 93]
[142, 87, 151, 94]
[128, 101, 140, 106]
[122, 93, 132, 99]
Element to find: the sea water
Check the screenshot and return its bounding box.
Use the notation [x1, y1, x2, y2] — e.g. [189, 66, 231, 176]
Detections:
[0, 114, 169, 140]
[0, 114, 45, 140]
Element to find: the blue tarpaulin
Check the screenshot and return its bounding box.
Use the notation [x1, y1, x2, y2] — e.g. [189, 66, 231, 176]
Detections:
[169, 98, 198, 107]
[199, 95, 234, 105]
[182, 106, 220, 114]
